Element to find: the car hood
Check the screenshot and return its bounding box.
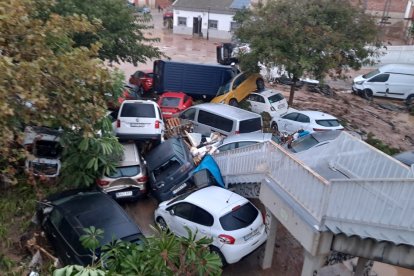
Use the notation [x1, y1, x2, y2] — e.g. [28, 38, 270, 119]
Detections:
[353, 75, 365, 82]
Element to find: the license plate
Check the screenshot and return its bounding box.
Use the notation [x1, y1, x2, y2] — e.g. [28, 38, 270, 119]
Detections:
[163, 112, 172, 115]
[116, 191, 133, 198]
[277, 104, 286, 109]
[244, 228, 260, 241]
[172, 183, 187, 194]
[130, 123, 146, 127]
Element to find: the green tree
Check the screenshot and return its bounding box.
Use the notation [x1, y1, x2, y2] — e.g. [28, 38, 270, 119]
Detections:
[234, 0, 382, 106]
[52, 0, 164, 65]
[54, 227, 223, 276]
[0, 0, 121, 185]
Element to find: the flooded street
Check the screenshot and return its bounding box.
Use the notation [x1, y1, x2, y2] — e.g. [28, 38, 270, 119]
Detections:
[120, 9, 414, 276]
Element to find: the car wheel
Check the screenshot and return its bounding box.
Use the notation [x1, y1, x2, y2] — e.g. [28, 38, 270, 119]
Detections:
[271, 122, 279, 133]
[210, 246, 227, 267]
[156, 217, 169, 232]
[363, 89, 373, 100]
[406, 95, 414, 107]
[256, 78, 265, 91]
[229, 99, 238, 107]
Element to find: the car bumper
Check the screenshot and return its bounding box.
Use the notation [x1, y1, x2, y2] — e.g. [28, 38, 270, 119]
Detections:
[104, 187, 147, 201]
[116, 133, 162, 141]
[219, 227, 268, 264]
[352, 86, 363, 95]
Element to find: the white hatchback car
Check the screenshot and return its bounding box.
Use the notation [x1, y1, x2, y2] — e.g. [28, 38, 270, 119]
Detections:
[115, 100, 164, 143]
[246, 89, 288, 118]
[270, 109, 344, 134]
[154, 186, 267, 265]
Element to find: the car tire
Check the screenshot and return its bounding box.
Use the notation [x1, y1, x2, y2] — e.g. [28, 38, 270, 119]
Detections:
[229, 99, 238, 107]
[256, 78, 265, 91]
[210, 246, 227, 267]
[271, 122, 279, 133]
[406, 94, 414, 107]
[156, 217, 169, 232]
[363, 89, 373, 101]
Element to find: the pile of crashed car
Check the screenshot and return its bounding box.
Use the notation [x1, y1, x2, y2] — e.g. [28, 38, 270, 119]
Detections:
[30, 60, 370, 269]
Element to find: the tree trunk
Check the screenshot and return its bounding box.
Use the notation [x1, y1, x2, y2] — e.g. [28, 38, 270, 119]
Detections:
[288, 83, 296, 107]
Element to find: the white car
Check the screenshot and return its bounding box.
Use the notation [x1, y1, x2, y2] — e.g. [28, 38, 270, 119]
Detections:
[246, 89, 288, 118]
[154, 186, 267, 265]
[215, 132, 280, 153]
[115, 100, 164, 144]
[271, 109, 344, 134]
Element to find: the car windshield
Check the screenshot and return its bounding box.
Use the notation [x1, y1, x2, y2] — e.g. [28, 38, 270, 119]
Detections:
[35, 140, 62, 158]
[107, 165, 140, 178]
[153, 158, 182, 181]
[219, 202, 258, 231]
[267, 93, 284, 103]
[362, 69, 380, 79]
[216, 81, 231, 96]
[160, 97, 181, 107]
[315, 119, 340, 127]
[121, 103, 155, 118]
[290, 135, 319, 153]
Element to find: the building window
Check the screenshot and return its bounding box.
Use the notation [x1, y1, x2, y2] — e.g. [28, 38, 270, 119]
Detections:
[230, 21, 239, 32]
[208, 20, 218, 29]
[178, 17, 187, 26]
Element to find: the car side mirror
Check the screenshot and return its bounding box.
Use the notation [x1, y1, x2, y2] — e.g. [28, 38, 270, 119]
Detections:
[169, 209, 175, 216]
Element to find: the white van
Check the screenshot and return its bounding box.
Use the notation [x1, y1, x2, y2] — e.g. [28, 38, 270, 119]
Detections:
[352, 64, 414, 103]
[178, 103, 262, 137]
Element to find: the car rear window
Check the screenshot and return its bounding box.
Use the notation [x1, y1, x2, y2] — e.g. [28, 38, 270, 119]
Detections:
[120, 103, 155, 118]
[161, 97, 181, 107]
[35, 140, 62, 158]
[219, 202, 258, 231]
[239, 118, 262, 133]
[107, 165, 140, 178]
[315, 119, 340, 127]
[267, 93, 285, 103]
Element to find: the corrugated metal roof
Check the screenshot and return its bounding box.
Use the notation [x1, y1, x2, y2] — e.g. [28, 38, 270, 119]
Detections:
[230, 0, 250, 9]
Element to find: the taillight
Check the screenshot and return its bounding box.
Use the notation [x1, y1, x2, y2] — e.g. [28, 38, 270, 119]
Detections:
[261, 210, 266, 224]
[235, 130, 240, 134]
[96, 179, 110, 187]
[136, 176, 148, 182]
[218, 234, 235, 245]
[116, 119, 120, 128]
[155, 120, 160, 129]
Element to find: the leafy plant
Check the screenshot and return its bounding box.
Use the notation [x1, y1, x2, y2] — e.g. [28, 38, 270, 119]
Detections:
[365, 133, 400, 155]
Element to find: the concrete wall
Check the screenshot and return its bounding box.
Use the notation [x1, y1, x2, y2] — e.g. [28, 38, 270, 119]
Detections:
[173, 9, 234, 40]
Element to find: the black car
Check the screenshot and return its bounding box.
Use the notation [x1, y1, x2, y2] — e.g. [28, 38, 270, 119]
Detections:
[37, 190, 143, 266]
[146, 138, 196, 202]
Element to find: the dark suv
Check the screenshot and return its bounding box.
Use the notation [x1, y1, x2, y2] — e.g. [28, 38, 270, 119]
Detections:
[146, 138, 196, 202]
[37, 190, 143, 266]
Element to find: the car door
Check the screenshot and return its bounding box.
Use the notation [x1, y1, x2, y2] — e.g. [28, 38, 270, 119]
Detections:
[252, 94, 267, 114]
[295, 113, 311, 132]
[366, 73, 390, 96]
[247, 94, 260, 113]
[190, 206, 213, 240]
[168, 202, 195, 237]
[278, 112, 299, 133]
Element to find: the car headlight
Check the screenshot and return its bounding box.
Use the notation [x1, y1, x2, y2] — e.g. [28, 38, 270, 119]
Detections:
[355, 81, 364, 85]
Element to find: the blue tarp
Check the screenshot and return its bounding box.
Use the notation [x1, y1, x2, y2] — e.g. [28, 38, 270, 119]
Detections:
[192, 154, 225, 188]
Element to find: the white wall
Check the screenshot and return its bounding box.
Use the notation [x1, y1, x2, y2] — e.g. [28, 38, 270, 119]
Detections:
[173, 9, 235, 39]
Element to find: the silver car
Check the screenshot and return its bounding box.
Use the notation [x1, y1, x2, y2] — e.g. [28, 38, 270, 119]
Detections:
[96, 142, 148, 201]
[215, 132, 280, 153]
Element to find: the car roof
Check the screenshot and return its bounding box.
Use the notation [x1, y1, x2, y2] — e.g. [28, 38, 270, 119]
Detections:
[192, 103, 261, 120]
[184, 186, 247, 215]
[221, 132, 273, 144]
[252, 89, 284, 98]
[51, 191, 141, 244]
[146, 138, 190, 171]
[121, 99, 157, 105]
[161, 91, 187, 98]
[287, 110, 338, 120]
[119, 143, 140, 167]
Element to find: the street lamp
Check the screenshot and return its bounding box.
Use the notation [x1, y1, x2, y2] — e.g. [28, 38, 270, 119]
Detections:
[207, 6, 210, 40]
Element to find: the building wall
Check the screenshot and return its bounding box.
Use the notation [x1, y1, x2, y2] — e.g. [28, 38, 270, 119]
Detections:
[173, 9, 235, 40]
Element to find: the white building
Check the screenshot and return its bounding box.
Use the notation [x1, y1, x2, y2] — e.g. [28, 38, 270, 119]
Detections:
[172, 0, 251, 40]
